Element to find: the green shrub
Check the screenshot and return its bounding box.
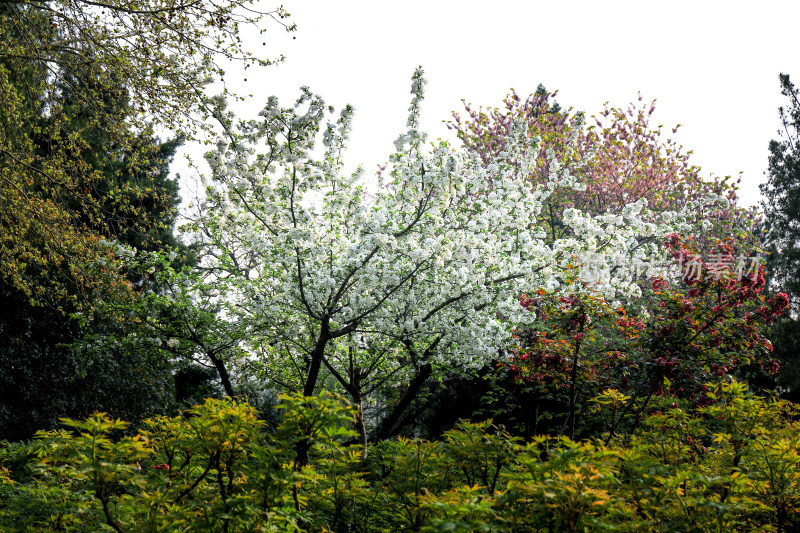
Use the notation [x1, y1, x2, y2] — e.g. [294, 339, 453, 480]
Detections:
[2, 381, 800, 532]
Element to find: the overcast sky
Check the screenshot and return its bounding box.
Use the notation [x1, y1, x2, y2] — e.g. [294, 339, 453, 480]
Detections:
[176, 0, 800, 209]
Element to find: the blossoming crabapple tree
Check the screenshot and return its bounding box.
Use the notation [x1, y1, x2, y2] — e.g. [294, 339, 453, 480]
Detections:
[449, 89, 762, 251]
[182, 69, 710, 445]
[446, 88, 765, 435]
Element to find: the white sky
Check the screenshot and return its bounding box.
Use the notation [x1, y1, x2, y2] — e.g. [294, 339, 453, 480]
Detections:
[176, 0, 800, 209]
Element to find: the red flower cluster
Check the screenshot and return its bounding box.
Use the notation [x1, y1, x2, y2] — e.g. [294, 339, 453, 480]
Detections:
[511, 234, 789, 408]
[652, 278, 669, 292]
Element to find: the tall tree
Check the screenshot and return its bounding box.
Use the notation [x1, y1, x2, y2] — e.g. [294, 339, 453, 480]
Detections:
[0, 0, 292, 309]
[183, 69, 712, 454]
[0, 122, 185, 441]
[762, 73, 800, 305]
[760, 73, 800, 399]
[0, 0, 288, 439]
[0, 43, 195, 441]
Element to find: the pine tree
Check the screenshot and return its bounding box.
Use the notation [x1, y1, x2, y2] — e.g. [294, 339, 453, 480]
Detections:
[760, 73, 800, 400]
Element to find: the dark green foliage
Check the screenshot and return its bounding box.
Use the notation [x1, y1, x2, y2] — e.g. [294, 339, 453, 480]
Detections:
[766, 317, 800, 402]
[0, 133, 185, 440]
[762, 74, 800, 306]
[402, 365, 569, 441]
[0, 283, 82, 440]
[0, 277, 177, 441]
[0, 54, 188, 440]
[761, 73, 800, 399]
[175, 365, 221, 407]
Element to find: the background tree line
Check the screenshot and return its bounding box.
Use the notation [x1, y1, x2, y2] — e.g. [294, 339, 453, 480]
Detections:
[0, 0, 292, 440]
[3, 1, 800, 529]
[0, 0, 799, 480]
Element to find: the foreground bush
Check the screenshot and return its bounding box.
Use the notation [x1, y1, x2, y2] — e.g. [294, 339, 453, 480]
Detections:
[2, 382, 799, 532]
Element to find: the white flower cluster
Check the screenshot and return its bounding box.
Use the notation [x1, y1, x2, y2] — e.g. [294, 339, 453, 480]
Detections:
[188, 70, 713, 390]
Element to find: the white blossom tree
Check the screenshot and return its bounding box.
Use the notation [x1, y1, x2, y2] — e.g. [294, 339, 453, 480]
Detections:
[181, 69, 716, 448]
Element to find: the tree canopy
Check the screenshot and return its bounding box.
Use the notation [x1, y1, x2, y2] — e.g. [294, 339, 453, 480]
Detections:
[0, 0, 292, 309]
[170, 69, 733, 449]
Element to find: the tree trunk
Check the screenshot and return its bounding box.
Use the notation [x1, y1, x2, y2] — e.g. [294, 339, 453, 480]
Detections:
[566, 319, 585, 439]
[374, 364, 432, 441]
[208, 351, 235, 398]
[352, 385, 368, 460]
[297, 317, 331, 467]
[303, 317, 331, 397]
